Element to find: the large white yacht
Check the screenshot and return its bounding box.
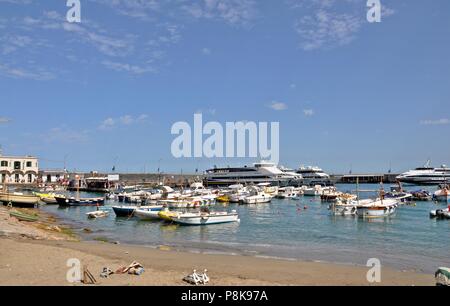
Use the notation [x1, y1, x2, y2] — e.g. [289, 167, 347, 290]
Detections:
[203, 161, 302, 186]
[296, 166, 332, 186]
[396, 161, 450, 185]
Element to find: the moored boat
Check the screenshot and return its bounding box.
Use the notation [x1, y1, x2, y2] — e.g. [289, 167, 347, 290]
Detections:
[430, 206, 450, 219]
[433, 187, 449, 202]
[55, 196, 105, 207]
[112, 205, 163, 217]
[86, 210, 109, 219]
[134, 208, 162, 220]
[356, 198, 398, 218]
[9, 210, 39, 222]
[171, 210, 240, 226]
[0, 192, 40, 208]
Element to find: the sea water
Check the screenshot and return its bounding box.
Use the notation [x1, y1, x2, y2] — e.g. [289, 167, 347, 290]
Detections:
[42, 184, 449, 273]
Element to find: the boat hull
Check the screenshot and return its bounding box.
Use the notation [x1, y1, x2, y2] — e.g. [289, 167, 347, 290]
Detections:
[55, 196, 105, 207]
[0, 193, 40, 208]
[112, 205, 163, 217]
[172, 214, 240, 226]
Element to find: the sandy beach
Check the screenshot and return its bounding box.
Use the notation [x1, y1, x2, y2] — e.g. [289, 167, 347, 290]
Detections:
[0, 205, 435, 286]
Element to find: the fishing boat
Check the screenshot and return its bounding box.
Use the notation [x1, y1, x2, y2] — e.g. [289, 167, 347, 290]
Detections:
[112, 205, 163, 217]
[9, 210, 39, 222]
[329, 200, 358, 216]
[134, 208, 162, 220]
[86, 210, 109, 219]
[0, 192, 40, 208]
[55, 195, 105, 207]
[171, 210, 240, 226]
[356, 198, 398, 218]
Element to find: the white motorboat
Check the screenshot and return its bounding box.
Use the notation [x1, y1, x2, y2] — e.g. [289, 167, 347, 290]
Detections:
[356, 198, 398, 218]
[171, 210, 240, 226]
[241, 192, 272, 204]
[241, 187, 272, 204]
[303, 185, 323, 196]
[276, 186, 298, 199]
[86, 210, 109, 219]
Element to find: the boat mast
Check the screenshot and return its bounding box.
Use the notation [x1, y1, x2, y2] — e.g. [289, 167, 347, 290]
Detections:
[356, 176, 360, 205]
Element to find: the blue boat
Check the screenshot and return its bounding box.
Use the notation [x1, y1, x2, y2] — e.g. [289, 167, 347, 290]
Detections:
[55, 196, 105, 207]
[112, 205, 164, 217]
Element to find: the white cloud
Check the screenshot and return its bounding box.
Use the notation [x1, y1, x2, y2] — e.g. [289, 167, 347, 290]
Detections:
[202, 47, 212, 55]
[99, 114, 149, 130]
[183, 0, 258, 26]
[303, 109, 315, 116]
[269, 101, 288, 111]
[420, 119, 449, 126]
[293, 1, 395, 50]
[0, 117, 12, 124]
[0, 63, 54, 81]
[43, 127, 89, 143]
[102, 60, 156, 74]
[296, 9, 362, 51]
[99, 118, 115, 130]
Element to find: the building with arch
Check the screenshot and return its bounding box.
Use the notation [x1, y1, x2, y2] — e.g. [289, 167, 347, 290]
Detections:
[0, 154, 39, 185]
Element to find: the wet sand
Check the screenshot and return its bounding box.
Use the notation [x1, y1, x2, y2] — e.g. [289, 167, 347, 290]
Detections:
[0, 206, 435, 286]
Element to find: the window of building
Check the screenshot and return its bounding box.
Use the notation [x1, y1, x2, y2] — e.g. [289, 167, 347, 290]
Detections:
[26, 161, 32, 167]
[15, 173, 20, 183]
[14, 161, 21, 170]
[1, 174, 5, 183]
[0, 161, 7, 167]
[28, 174, 33, 183]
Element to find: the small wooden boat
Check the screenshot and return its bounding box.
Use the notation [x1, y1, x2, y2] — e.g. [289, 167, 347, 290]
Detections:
[86, 210, 109, 219]
[329, 201, 358, 216]
[134, 208, 162, 220]
[9, 210, 39, 222]
[172, 210, 240, 226]
[0, 192, 40, 208]
[55, 196, 105, 207]
[356, 198, 398, 218]
[112, 205, 163, 217]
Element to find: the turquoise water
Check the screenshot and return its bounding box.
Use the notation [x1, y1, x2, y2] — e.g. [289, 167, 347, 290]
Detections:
[42, 184, 449, 273]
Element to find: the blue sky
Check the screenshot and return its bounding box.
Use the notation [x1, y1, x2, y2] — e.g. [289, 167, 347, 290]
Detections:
[0, 0, 449, 174]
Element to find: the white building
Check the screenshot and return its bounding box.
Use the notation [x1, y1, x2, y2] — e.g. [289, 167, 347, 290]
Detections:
[0, 154, 39, 184]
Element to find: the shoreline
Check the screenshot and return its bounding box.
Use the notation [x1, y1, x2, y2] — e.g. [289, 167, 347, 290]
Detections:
[0, 205, 435, 286]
